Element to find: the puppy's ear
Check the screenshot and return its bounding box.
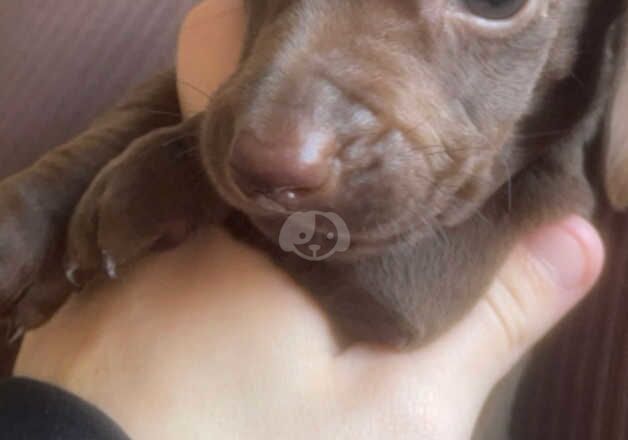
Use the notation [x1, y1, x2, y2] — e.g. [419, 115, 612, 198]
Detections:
[604, 14, 628, 210]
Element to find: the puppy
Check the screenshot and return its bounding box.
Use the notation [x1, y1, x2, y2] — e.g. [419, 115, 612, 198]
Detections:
[1, 0, 628, 350]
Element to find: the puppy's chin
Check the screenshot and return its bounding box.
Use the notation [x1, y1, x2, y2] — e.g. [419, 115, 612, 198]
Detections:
[243, 210, 425, 261]
[209, 156, 498, 259]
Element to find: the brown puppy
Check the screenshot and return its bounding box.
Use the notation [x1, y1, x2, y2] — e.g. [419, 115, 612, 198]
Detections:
[1, 0, 628, 347]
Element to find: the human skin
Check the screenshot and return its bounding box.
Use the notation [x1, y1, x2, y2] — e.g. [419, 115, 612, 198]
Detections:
[14, 1, 606, 439]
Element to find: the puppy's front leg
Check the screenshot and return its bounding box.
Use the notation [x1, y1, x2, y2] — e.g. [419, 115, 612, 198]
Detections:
[0, 71, 179, 332]
[65, 115, 226, 282]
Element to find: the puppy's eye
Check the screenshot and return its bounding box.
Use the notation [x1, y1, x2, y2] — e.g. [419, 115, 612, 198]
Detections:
[464, 0, 527, 20]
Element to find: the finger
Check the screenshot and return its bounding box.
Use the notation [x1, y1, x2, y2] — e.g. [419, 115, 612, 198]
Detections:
[424, 216, 604, 391]
[177, 0, 245, 118]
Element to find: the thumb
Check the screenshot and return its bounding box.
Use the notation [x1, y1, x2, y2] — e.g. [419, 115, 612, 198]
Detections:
[432, 216, 605, 388]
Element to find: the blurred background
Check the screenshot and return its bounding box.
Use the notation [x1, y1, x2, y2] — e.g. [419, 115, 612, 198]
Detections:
[0, 0, 200, 374]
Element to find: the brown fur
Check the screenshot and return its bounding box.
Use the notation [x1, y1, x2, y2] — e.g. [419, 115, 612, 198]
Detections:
[1, 1, 628, 347]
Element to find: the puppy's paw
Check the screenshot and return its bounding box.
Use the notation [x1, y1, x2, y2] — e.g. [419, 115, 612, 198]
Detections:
[0, 178, 73, 334]
[65, 126, 220, 285]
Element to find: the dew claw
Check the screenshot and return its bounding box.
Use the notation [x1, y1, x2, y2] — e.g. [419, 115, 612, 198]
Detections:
[8, 325, 24, 345]
[65, 261, 82, 287]
[102, 251, 118, 279]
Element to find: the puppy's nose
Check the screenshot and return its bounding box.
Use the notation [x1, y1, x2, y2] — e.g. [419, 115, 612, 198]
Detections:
[229, 130, 336, 202]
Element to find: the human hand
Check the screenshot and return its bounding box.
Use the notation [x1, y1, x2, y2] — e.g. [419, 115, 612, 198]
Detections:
[14, 220, 603, 439]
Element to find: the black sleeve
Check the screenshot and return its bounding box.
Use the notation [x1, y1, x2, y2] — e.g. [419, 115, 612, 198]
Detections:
[0, 377, 130, 440]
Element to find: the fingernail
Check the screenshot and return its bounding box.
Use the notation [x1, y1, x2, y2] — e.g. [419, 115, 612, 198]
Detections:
[525, 216, 602, 291]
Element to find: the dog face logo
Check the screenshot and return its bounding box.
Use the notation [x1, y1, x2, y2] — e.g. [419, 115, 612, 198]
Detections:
[279, 211, 350, 261]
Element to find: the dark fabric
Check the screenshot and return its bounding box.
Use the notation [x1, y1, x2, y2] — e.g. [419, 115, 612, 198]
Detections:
[513, 207, 628, 440]
[0, 377, 130, 439]
[0, 0, 199, 374]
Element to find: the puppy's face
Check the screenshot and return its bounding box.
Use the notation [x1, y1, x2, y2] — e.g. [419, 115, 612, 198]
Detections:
[202, 0, 588, 254]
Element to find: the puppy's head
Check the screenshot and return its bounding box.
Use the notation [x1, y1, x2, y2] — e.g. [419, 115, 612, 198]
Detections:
[201, 0, 628, 255]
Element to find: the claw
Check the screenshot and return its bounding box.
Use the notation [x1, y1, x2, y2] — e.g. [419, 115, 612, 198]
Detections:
[3, 317, 24, 345]
[8, 325, 24, 345]
[65, 261, 82, 287]
[102, 251, 118, 279]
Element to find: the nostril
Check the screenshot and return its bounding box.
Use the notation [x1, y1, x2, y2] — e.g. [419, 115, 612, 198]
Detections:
[229, 129, 337, 200]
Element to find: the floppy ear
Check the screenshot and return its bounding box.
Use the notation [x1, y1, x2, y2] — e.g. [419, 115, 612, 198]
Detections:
[604, 13, 628, 210]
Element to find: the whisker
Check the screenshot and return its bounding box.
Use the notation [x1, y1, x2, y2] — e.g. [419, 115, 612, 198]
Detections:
[177, 78, 213, 100]
[426, 216, 450, 248]
[154, 133, 199, 157]
[569, 71, 586, 90]
[413, 172, 494, 229]
[500, 154, 513, 213]
[143, 109, 183, 119]
[467, 204, 492, 226]
[422, 146, 483, 155]
[513, 129, 571, 140]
